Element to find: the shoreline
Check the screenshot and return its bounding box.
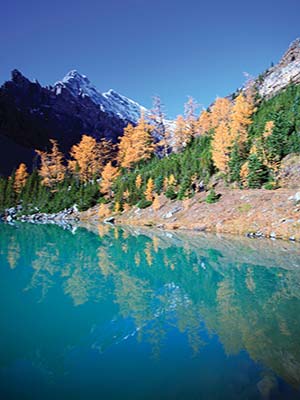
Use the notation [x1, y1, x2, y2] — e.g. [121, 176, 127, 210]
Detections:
[81, 187, 300, 242]
[3, 187, 300, 243]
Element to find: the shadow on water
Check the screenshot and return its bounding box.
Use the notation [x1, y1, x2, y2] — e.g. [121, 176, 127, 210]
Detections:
[0, 222, 300, 399]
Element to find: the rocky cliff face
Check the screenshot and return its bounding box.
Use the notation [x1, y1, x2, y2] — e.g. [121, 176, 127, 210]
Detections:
[259, 38, 300, 98]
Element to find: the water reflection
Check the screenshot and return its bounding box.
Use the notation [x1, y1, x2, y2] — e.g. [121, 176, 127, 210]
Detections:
[0, 222, 300, 398]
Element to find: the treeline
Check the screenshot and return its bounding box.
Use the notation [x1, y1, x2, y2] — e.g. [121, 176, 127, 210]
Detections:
[1, 84, 300, 215]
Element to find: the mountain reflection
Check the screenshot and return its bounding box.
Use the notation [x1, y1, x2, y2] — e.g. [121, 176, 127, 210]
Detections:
[1, 222, 300, 392]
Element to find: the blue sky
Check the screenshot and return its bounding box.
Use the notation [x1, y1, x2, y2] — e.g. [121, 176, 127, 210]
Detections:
[1, 0, 300, 118]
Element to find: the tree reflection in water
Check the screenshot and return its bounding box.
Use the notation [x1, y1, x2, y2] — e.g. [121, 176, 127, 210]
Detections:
[0, 222, 300, 397]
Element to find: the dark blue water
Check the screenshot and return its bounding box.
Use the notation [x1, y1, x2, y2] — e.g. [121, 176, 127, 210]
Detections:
[0, 222, 300, 399]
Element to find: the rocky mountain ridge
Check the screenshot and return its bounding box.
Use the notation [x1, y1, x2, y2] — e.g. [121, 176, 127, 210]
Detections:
[258, 38, 300, 98]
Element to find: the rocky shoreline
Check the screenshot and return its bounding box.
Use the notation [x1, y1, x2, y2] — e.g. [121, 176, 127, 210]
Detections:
[1, 204, 80, 225]
[2, 188, 300, 243]
[80, 187, 300, 242]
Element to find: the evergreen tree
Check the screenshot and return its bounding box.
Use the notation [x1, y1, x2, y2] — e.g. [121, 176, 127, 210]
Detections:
[228, 141, 244, 183]
[247, 153, 269, 188]
[4, 172, 16, 208]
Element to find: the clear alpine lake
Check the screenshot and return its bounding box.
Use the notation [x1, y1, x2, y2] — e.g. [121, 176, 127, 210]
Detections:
[1, 222, 300, 399]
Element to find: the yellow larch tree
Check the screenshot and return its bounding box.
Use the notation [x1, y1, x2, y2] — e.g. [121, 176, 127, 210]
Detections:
[69, 134, 102, 183]
[134, 112, 155, 160]
[14, 163, 28, 193]
[210, 97, 233, 174]
[117, 123, 136, 168]
[210, 97, 232, 129]
[197, 109, 212, 135]
[114, 201, 121, 213]
[240, 161, 249, 187]
[100, 162, 120, 198]
[168, 174, 176, 186]
[211, 121, 233, 173]
[163, 174, 176, 191]
[230, 91, 255, 146]
[144, 177, 154, 201]
[118, 113, 155, 169]
[135, 174, 142, 190]
[36, 139, 66, 187]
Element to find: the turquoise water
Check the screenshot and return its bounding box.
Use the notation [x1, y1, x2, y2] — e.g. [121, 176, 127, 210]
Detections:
[1, 223, 300, 399]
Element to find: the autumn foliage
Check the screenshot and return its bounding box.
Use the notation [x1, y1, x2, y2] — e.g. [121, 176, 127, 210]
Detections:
[14, 163, 28, 193]
[211, 90, 255, 174]
[69, 135, 107, 182]
[36, 139, 66, 187]
[144, 178, 154, 201]
[118, 113, 155, 169]
[100, 162, 120, 198]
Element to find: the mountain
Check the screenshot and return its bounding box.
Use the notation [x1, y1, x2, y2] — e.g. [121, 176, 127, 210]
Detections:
[1, 39, 300, 176]
[0, 70, 147, 175]
[258, 38, 300, 98]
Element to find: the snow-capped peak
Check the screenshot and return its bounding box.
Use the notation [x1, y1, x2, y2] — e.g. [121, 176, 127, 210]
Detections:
[55, 70, 106, 105]
[53, 70, 146, 123]
[62, 69, 89, 83]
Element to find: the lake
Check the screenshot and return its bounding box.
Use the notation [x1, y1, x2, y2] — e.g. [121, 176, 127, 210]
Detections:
[0, 222, 300, 399]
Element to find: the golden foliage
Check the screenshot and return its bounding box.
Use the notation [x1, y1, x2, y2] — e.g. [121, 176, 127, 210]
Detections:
[210, 91, 255, 173]
[163, 174, 176, 191]
[118, 113, 155, 169]
[144, 178, 154, 201]
[212, 122, 233, 173]
[14, 163, 28, 193]
[240, 161, 249, 187]
[135, 174, 142, 189]
[168, 174, 176, 186]
[210, 97, 232, 129]
[100, 162, 120, 198]
[123, 189, 130, 200]
[197, 109, 212, 135]
[114, 201, 121, 213]
[230, 91, 255, 145]
[210, 97, 234, 173]
[69, 135, 102, 183]
[36, 139, 66, 187]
